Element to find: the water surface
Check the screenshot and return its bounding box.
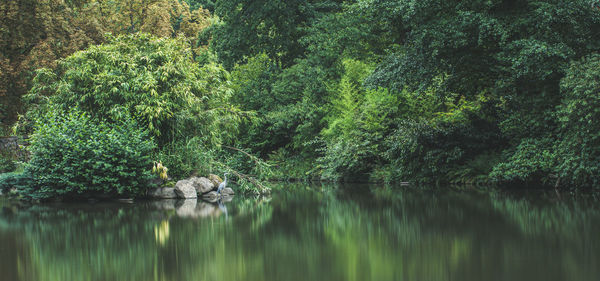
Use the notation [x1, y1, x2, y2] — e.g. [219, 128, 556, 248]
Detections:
[0, 184, 599, 281]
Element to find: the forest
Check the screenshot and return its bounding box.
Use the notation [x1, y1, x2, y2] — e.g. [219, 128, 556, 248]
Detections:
[1, 0, 600, 199]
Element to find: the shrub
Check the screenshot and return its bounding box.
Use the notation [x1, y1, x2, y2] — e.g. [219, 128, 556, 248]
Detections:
[20, 110, 155, 200]
[0, 172, 32, 195]
[0, 156, 16, 173]
[490, 138, 557, 185]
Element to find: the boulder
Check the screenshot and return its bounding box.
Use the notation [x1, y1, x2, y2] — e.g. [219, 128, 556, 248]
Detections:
[148, 187, 178, 199]
[174, 180, 197, 199]
[202, 191, 219, 203]
[190, 177, 214, 194]
[208, 174, 223, 187]
[202, 189, 234, 202]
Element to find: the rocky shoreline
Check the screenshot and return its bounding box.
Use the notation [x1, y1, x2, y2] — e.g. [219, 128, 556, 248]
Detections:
[148, 174, 234, 202]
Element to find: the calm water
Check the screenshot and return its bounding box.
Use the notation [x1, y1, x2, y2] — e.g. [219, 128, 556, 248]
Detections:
[1, 184, 599, 281]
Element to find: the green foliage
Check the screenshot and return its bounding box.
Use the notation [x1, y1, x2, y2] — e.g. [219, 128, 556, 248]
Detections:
[185, 0, 215, 12]
[490, 54, 600, 188]
[0, 157, 16, 174]
[318, 58, 504, 183]
[355, 0, 600, 186]
[19, 110, 155, 200]
[229, 54, 281, 155]
[153, 137, 215, 179]
[16, 32, 273, 194]
[267, 148, 317, 180]
[490, 138, 557, 185]
[555, 54, 600, 187]
[0, 172, 32, 195]
[23, 33, 237, 147]
[319, 60, 394, 181]
[4, 0, 600, 189]
[384, 116, 503, 184]
[229, 52, 331, 160]
[213, 0, 313, 68]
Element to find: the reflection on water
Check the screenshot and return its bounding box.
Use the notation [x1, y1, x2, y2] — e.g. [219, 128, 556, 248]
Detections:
[1, 184, 599, 281]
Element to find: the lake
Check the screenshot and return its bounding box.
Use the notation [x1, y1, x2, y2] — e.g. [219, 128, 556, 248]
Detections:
[1, 184, 599, 281]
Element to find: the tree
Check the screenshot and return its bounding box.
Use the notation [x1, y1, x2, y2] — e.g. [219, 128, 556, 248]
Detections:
[185, 0, 215, 12]
[213, 0, 343, 68]
[23, 33, 237, 147]
[361, 0, 600, 184]
[0, 0, 214, 130]
[556, 54, 600, 187]
[0, 0, 105, 128]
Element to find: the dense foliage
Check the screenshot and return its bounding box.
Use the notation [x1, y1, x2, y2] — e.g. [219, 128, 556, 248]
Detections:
[2, 0, 600, 190]
[18, 33, 269, 195]
[19, 110, 155, 200]
[220, 0, 600, 187]
[0, 0, 211, 131]
[22, 33, 236, 147]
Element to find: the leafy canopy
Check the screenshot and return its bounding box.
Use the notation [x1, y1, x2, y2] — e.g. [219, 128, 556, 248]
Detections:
[25, 33, 238, 146]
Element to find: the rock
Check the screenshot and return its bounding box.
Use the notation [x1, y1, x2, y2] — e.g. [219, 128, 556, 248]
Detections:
[201, 189, 234, 203]
[174, 180, 197, 199]
[148, 187, 178, 199]
[222, 187, 235, 196]
[190, 177, 214, 194]
[202, 191, 219, 203]
[175, 199, 198, 217]
[208, 174, 223, 187]
[148, 178, 164, 186]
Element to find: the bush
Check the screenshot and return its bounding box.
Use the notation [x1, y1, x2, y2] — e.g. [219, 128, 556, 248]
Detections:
[0, 172, 32, 195]
[490, 138, 557, 185]
[19, 110, 155, 200]
[0, 156, 16, 173]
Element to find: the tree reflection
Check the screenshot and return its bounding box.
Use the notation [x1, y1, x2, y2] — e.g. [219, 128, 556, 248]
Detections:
[0, 186, 599, 281]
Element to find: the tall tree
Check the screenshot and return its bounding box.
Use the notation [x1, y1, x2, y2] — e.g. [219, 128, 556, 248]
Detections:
[0, 0, 105, 128]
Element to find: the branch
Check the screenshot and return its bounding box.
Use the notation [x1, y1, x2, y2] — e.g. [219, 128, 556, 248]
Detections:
[222, 164, 271, 195]
[222, 145, 259, 164]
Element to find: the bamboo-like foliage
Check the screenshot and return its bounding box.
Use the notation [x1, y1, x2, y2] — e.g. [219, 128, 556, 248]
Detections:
[24, 33, 240, 147]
